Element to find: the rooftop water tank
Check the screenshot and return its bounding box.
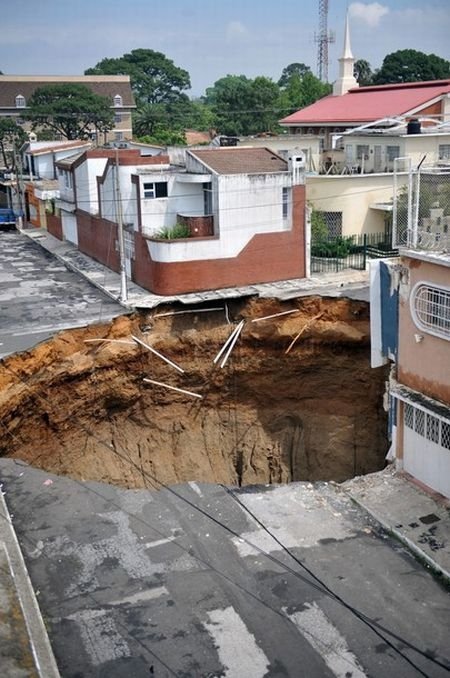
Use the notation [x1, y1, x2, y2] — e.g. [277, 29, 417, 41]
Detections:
[407, 118, 421, 135]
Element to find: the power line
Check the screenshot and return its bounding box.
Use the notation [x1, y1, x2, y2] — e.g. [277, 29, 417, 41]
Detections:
[1, 360, 448, 675]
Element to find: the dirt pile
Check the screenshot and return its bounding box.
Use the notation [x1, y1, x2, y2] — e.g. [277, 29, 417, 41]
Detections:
[0, 296, 389, 488]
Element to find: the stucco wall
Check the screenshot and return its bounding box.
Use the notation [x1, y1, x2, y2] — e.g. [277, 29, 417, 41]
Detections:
[306, 174, 406, 235]
[398, 256, 450, 403]
[133, 184, 306, 295]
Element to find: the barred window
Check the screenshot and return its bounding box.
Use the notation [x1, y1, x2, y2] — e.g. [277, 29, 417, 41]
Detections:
[411, 282, 450, 340]
[403, 401, 450, 448]
[386, 146, 400, 162]
[438, 144, 450, 160]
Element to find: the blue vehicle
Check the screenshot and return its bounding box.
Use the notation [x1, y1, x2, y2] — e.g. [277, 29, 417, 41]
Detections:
[0, 208, 17, 229]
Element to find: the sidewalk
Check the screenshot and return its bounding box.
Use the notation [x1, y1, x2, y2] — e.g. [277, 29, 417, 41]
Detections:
[21, 227, 370, 310]
[342, 465, 450, 584]
[0, 489, 60, 677]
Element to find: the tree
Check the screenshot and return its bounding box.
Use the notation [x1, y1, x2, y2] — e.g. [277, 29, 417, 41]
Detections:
[277, 67, 331, 116]
[354, 59, 374, 86]
[86, 49, 191, 105]
[0, 118, 27, 169]
[278, 63, 310, 88]
[374, 50, 450, 84]
[26, 84, 114, 140]
[205, 75, 255, 135]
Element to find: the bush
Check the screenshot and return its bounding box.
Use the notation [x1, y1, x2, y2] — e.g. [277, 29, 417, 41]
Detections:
[155, 223, 190, 240]
[311, 236, 355, 258]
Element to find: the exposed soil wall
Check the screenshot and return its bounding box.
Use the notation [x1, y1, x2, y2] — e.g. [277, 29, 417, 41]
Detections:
[0, 296, 389, 489]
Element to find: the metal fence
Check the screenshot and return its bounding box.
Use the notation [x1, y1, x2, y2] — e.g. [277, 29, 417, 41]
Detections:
[311, 232, 398, 273]
[393, 163, 450, 250]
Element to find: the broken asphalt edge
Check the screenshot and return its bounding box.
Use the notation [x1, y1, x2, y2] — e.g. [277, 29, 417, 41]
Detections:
[0, 490, 60, 677]
[343, 490, 450, 586]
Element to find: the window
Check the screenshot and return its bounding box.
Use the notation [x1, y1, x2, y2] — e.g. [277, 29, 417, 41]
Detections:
[143, 181, 168, 199]
[114, 113, 122, 123]
[404, 401, 450, 448]
[282, 187, 289, 219]
[356, 145, 369, 160]
[315, 211, 343, 238]
[114, 131, 124, 141]
[113, 94, 123, 107]
[15, 94, 26, 108]
[203, 182, 212, 215]
[439, 145, 450, 160]
[386, 146, 400, 162]
[411, 282, 450, 340]
[59, 169, 73, 190]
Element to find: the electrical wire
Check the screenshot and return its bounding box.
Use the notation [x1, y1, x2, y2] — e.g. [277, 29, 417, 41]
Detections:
[0, 358, 448, 675]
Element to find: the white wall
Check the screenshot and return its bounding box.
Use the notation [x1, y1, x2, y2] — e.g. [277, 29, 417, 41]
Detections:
[148, 171, 294, 263]
[61, 210, 78, 245]
[75, 158, 108, 215]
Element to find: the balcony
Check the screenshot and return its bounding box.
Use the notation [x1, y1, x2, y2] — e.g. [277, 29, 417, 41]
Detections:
[177, 213, 214, 238]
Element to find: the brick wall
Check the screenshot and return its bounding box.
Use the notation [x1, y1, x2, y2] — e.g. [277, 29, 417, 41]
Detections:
[133, 184, 306, 295]
[47, 213, 63, 240]
[76, 210, 120, 272]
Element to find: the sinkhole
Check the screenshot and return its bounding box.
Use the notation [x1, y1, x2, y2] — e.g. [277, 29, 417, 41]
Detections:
[0, 296, 390, 489]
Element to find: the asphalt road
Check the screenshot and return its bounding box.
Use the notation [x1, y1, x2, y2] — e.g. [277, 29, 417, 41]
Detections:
[1, 459, 448, 678]
[0, 230, 124, 359]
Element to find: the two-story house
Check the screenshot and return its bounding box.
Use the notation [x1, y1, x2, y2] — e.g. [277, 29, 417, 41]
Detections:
[54, 146, 307, 295]
[370, 168, 450, 498]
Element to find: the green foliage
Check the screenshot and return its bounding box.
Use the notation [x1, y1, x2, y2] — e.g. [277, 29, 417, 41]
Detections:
[0, 118, 27, 169]
[373, 50, 450, 84]
[86, 48, 191, 106]
[136, 127, 186, 146]
[353, 59, 374, 86]
[155, 223, 190, 239]
[311, 235, 355, 258]
[277, 70, 331, 117]
[26, 84, 114, 140]
[310, 209, 328, 241]
[278, 63, 310, 88]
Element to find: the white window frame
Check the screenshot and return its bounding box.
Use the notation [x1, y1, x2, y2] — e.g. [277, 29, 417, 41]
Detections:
[15, 94, 26, 108]
[143, 181, 168, 199]
[113, 94, 123, 107]
[410, 281, 450, 341]
[386, 145, 400, 162]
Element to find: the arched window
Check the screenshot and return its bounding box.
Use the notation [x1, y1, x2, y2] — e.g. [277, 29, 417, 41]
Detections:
[411, 281, 450, 340]
[113, 94, 123, 107]
[15, 94, 26, 108]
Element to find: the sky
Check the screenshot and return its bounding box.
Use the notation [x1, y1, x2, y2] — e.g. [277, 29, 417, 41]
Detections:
[1, 0, 449, 95]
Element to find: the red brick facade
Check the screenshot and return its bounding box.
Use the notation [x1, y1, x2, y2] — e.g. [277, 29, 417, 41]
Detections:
[132, 185, 306, 295]
[76, 210, 120, 272]
[47, 213, 63, 240]
[75, 185, 306, 296]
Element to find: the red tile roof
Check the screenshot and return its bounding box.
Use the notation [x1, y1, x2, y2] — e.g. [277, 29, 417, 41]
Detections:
[280, 79, 450, 125]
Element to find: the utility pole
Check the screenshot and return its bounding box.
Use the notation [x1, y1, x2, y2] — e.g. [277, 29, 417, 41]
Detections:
[114, 149, 128, 303]
[13, 146, 25, 229]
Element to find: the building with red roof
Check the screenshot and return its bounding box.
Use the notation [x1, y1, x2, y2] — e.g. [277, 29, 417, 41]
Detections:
[280, 14, 450, 151]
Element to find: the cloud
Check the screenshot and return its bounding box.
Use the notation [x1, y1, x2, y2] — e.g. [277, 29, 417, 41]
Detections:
[349, 2, 389, 28]
[226, 21, 249, 41]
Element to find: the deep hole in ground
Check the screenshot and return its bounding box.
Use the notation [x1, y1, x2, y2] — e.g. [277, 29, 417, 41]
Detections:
[0, 296, 390, 489]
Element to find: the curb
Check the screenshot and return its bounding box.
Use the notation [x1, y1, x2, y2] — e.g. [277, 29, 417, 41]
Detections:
[0, 491, 60, 677]
[347, 493, 450, 585]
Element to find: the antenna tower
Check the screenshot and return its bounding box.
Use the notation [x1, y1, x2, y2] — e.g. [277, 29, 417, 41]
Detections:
[314, 0, 335, 82]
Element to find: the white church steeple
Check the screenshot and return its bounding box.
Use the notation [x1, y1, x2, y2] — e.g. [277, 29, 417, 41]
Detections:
[333, 12, 358, 96]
